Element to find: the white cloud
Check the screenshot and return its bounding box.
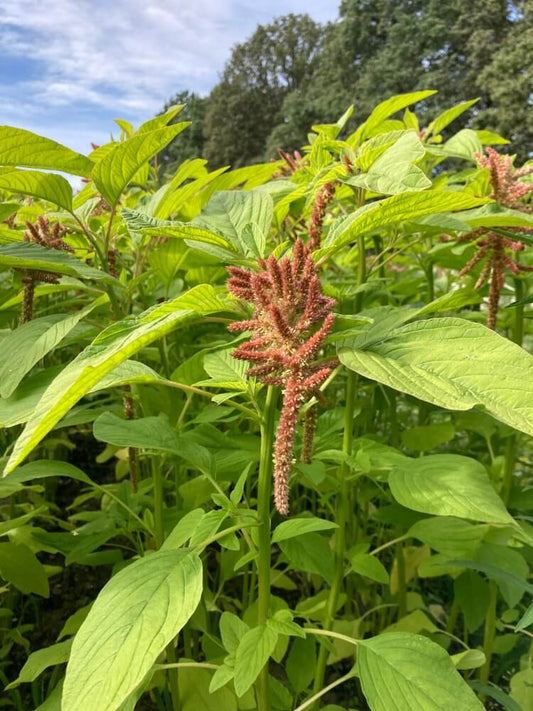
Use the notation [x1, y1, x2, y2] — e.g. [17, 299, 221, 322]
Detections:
[0, 0, 337, 120]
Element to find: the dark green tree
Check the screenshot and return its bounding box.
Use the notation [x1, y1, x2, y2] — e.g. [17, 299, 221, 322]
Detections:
[202, 14, 324, 168]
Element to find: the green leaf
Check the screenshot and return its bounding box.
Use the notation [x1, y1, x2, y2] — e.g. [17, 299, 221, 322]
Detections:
[515, 601, 533, 631]
[179, 666, 238, 711]
[409, 517, 489, 557]
[469, 681, 521, 711]
[279, 532, 334, 583]
[137, 105, 185, 133]
[0, 169, 73, 211]
[458, 204, 533, 230]
[162, 509, 205, 551]
[358, 632, 483, 711]
[320, 192, 487, 258]
[426, 99, 479, 137]
[234, 625, 278, 697]
[353, 91, 437, 144]
[0, 126, 93, 177]
[349, 132, 431, 194]
[62, 549, 202, 711]
[220, 612, 250, 654]
[0, 542, 49, 596]
[201, 348, 248, 390]
[338, 317, 533, 439]
[0, 242, 113, 282]
[92, 124, 189, 205]
[442, 129, 483, 161]
[389, 454, 513, 524]
[272, 517, 338, 543]
[454, 572, 490, 633]
[0, 297, 105, 398]
[3, 285, 222, 474]
[6, 640, 71, 688]
[401, 422, 455, 451]
[350, 553, 389, 584]
[194, 190, 273, 257]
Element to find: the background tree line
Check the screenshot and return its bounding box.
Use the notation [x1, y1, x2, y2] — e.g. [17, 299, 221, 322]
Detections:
[158, 0, 533, 172]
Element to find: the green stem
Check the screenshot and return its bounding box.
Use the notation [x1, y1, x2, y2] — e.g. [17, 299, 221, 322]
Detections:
[313, 371, 357, 700]
[256, 386, 277, 711]
[512, 277, 524, 347]
[395, 542, 407, 619]
[479, 581, 498, 687]
[152, 459, 165, 549]
[166, 641, 181, 711]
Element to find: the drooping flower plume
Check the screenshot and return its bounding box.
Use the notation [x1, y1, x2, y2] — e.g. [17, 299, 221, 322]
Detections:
[227, 238, 336, 515]
[308, 182, 337, 251]
[20, 217, 72, 323]
[458, 149, 533, 329]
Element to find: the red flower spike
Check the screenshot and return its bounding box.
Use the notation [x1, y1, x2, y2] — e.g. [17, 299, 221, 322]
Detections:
[308, 182, 337, 252]
[227, 238, 337, 515]
[457, 150, 533, 328]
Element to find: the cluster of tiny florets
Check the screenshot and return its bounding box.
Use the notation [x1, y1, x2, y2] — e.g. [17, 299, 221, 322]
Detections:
[20, 217, 72, 323]
[458, 149, 533, 329]
[227, 238, 336, 515]
[308, 182, 337, 251]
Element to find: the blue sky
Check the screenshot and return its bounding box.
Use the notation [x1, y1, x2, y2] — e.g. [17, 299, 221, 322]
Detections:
[0, 0, 338, 156]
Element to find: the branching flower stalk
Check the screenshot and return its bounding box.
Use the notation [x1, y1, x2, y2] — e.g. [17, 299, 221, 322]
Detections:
[227, 238, 337, 516]
[458, 148, 533, 329]
[20, 216, 72, 324]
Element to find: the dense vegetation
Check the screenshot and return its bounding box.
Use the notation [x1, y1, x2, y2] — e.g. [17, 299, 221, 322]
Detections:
[0, 92, 533, 711]
[161, 0, 533, 170]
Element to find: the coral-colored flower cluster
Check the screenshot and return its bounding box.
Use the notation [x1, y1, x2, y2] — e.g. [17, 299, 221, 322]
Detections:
[308, 182, 337, 252]
[458, 149, 533, 329]
[227, 238, 336, 515]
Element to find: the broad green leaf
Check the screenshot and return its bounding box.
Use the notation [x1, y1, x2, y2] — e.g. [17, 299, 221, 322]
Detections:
[358, 632, 483, 711]
[154, 166, 229, 220]
[510, 668, 533, 710]
[137, 105, 185, 133]
[234, 625, 278, 697]
[409, 517, 489, 557]
[475, 543, 529, 606]
[442, 129, 483, 161]
[194, 190, 273, 256]
[220, 612, 250, 654]
[454, 572, 490, 633]
[200, 348, 248, 390]
[92, 124, 189, 205]
[352, 91, 437, 144]
[279, 532, 334, 583]
[0, 542, 49, 596]
[0, 505, 47, 533]
[476, 130, 510, 145]
[459, 204, 533, 230]
[426, 99, 479, 138]
[272, 517, 338, 543]
[0, 242, 113, 282]
[0, 169, 73, 211]
[93, 413, 213, 474]
[0, 126, 93, 176]
[62, 549, 202, 711]
[3, 285, 223, 474]
[162, 509, 205, 551]
[6, 640, 71, 688]
[470, 681, 521, 711]
[389, 454, 513, 524]
[401, 422, 455, 451]
[0, 297, 105, 398]
[350, 553, 389, 584]
[0, 201, 20, 221]
[338, 317, 533, 438]
[179, 666, 237, 711]
[451, 649, 485, 670]
[320, 192, 487, 258]
[349, 132, 431, 194]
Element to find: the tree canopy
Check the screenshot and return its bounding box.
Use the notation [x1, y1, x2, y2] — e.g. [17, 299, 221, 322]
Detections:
[158, 0, 532, 170]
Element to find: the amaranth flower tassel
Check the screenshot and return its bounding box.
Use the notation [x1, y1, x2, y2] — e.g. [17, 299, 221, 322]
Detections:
[227, 238, 336, 515]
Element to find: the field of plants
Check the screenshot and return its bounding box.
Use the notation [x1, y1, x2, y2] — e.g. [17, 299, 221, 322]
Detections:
[0, 91, 533, 711]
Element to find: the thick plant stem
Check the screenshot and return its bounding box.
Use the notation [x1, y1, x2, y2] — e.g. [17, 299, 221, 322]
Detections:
[256, 386, 277, 711]
[312, 371, 357, 701]
[479, 581, 498, 686]
[152, 460, 165, 550]
[395, 543, 407, 619]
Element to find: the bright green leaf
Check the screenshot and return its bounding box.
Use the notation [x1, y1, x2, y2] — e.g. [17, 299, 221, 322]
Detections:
[62, 549, 202, 711]
[0, 169, 73, 211]
[234, 625, 278, 697]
